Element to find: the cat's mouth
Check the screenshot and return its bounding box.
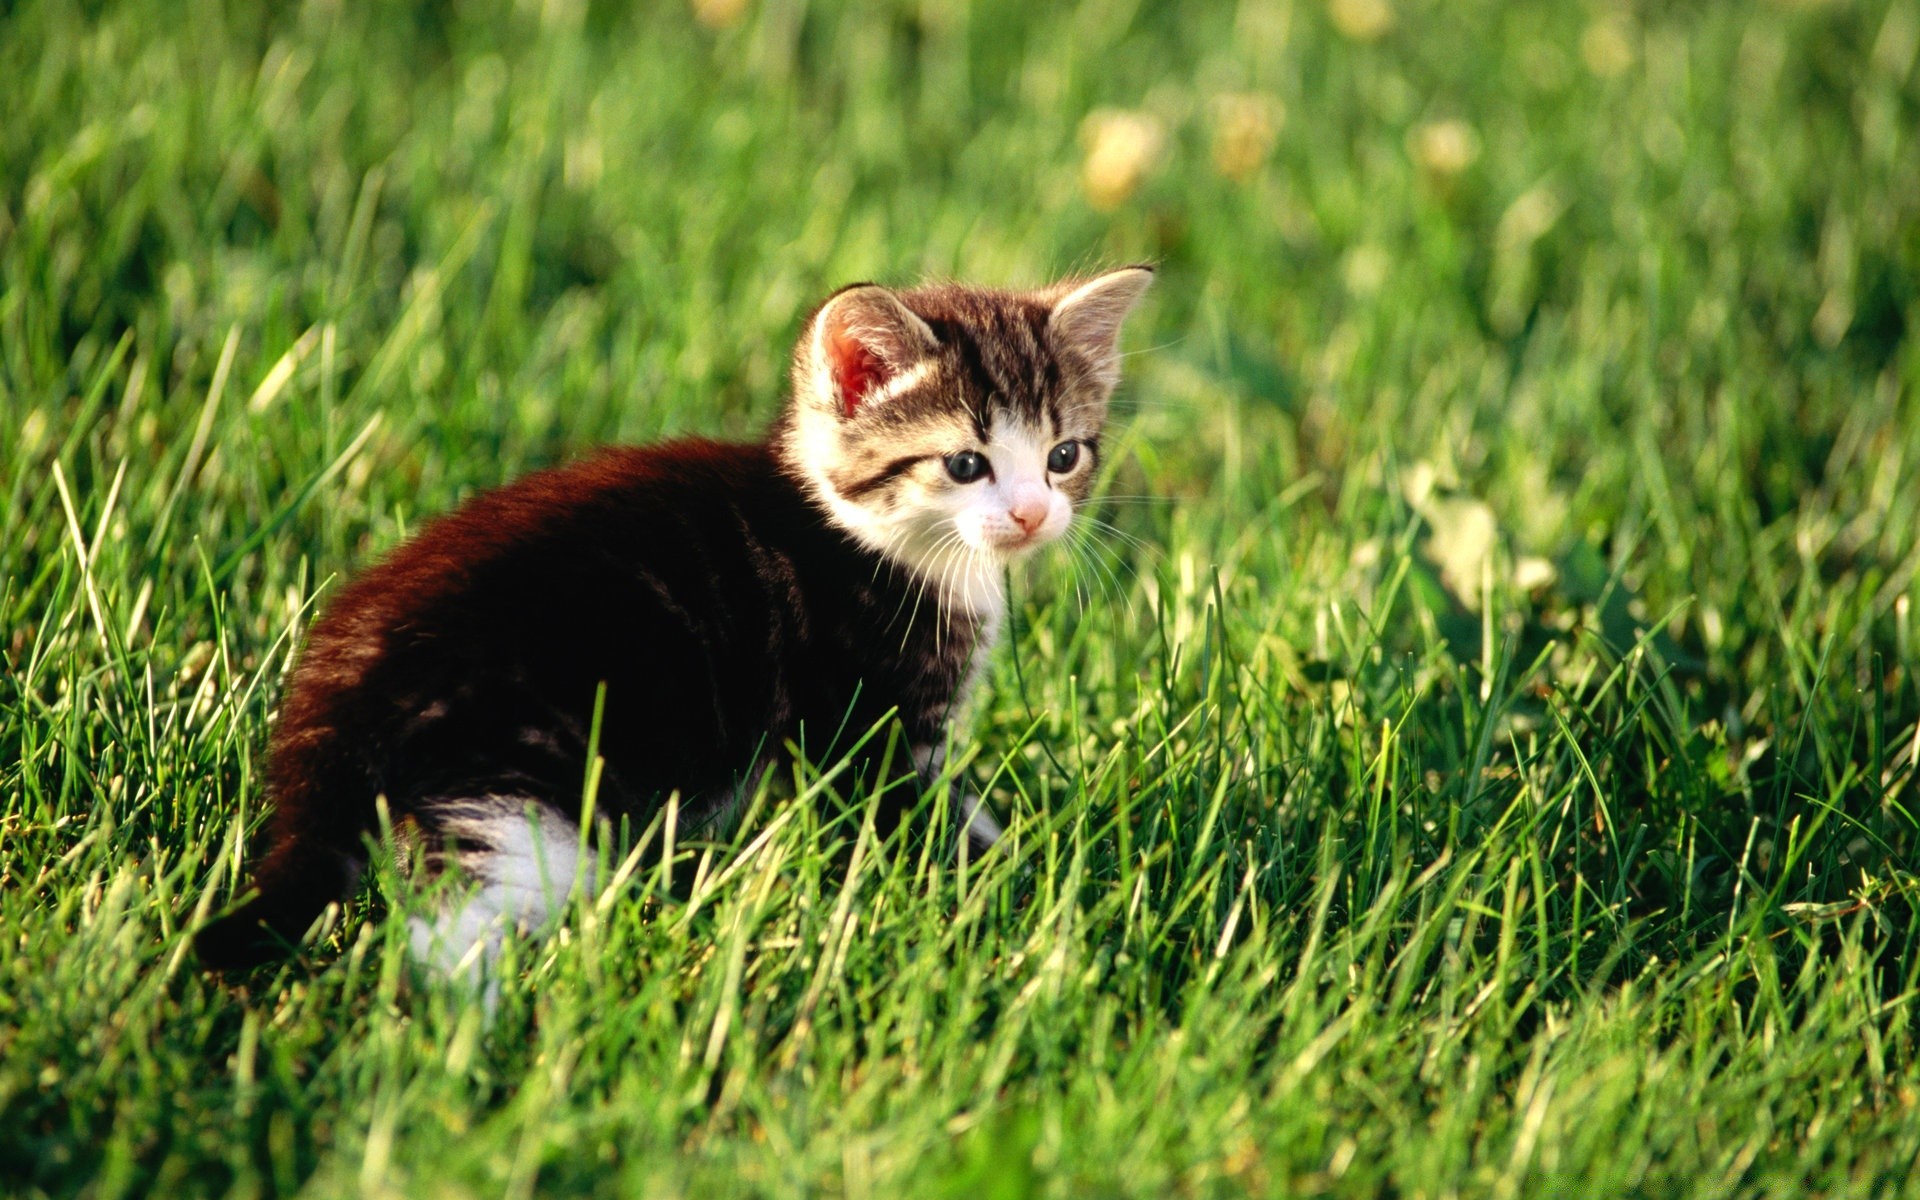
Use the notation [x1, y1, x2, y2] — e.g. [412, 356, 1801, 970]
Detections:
[979, 526, 1056, 556]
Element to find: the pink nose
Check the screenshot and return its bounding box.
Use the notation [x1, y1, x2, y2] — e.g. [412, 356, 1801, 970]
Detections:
[1009, 499, 1048, 534]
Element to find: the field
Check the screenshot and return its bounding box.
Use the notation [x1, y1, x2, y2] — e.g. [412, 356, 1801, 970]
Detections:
[4, 0, 1920, 1194]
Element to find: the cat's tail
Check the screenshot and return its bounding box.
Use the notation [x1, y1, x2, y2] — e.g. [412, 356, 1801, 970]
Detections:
[195, 690, 384, 970]
[194, 839, 360, 971]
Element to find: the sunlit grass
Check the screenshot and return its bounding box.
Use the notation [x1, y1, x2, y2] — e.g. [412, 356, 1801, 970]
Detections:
[3, 0, 1918, 1195]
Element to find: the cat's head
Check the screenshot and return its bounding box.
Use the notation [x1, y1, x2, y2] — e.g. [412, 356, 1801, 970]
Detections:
[778, 267, 1153, 607]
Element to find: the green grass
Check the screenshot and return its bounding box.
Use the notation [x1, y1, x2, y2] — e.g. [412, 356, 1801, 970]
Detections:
[4, 0, 1919, 1194]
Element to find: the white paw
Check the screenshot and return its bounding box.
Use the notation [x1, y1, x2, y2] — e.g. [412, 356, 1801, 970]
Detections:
[960, 793, 1003, 850]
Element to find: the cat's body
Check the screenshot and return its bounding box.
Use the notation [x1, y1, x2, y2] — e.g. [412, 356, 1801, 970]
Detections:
[195, 268, 1152, 974]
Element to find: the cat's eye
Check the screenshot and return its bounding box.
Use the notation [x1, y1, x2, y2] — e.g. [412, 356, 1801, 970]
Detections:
[1047, 441, 1081, 474]
[944, 450, 990, 483]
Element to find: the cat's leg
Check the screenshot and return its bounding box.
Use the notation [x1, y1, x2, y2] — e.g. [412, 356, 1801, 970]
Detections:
[406, 795, 592, 981]
[957, 793, 1004, 852]
[912, 740, 1003, 853]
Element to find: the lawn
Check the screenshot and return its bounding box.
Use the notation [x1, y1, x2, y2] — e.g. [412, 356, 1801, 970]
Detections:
[3, 0, 1919, 1194]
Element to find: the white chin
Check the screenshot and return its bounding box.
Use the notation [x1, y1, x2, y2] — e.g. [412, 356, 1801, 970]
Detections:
[973, 533, 1035, 557]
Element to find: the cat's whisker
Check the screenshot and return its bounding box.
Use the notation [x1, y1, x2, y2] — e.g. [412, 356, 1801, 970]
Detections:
[1117, 337, 1184, 362]
[1059, 539, 1098, 619]
[1073, 528, 1126, 592]
[1084, 523, 1149, 589]
[936, 547, 964, 657]
[1065, 526, 1142, 621]
[925, 531, 969, 654]
[1067, 506, 1136, 564]
[1065, 533, 1128, 619]
[897, 528, 959, 651]
[1082, 516, 1157, 560]
[876, 527, 927, 641]
[910, 526, 980, 657]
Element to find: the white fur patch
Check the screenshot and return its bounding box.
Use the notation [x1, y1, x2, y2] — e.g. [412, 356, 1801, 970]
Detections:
[873, 360, 935, 404]
[960, 793, 1004, 848]
[954, 419, 1075, 555]
[408, 802, 589, 980]
[787, 404, 1010, 619]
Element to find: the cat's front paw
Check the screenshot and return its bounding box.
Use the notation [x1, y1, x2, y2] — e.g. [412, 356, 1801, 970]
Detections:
[958, 792, 1004, 854]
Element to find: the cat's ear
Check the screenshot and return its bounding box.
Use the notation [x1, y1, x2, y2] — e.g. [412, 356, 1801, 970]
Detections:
[1047, 265, 1154, 390]
[809, 285, 939, 418]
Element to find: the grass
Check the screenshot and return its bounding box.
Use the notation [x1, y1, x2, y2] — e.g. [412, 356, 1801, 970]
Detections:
[3, 0, 1919, 1194]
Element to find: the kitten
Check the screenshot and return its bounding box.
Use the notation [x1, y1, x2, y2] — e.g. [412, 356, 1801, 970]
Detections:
[194, 266, 1153, 974]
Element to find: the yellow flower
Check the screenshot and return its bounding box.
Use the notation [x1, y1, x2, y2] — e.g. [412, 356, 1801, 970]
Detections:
[1408, 119, 1480, 179]
[1329, 0, 1393, 42]
[1342, 245, 1390, 296]
[1580, 17, 1635, 78]
[1210, 93, 1284, 182]
[1080, 109, 1166, 210]
[691, 0, 748, 31]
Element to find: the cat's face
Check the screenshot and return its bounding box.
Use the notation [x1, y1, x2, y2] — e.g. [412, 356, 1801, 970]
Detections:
[780, 268, 1152, 609]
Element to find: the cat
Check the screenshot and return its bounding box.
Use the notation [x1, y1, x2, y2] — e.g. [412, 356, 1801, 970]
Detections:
[194, 266, 1154, 976]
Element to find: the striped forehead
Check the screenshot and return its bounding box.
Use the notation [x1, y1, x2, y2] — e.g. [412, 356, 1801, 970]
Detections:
[846, 391, 1050, 449]
[910, 292, 1065, 430]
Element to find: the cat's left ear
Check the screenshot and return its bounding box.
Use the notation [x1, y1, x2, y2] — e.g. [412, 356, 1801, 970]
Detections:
[1047, 265, 1155, 391]
[809, 285, 940, 418]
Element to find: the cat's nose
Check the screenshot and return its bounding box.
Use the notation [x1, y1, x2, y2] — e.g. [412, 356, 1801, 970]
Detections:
[1008, 497, 1048, 534]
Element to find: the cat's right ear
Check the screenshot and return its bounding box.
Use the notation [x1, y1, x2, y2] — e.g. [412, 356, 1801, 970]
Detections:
[808, 286, 939, 418]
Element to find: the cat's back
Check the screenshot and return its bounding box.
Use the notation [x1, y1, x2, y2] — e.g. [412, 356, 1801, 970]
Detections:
[266, 437, 848, 807]
[284, 439, 816, 716]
